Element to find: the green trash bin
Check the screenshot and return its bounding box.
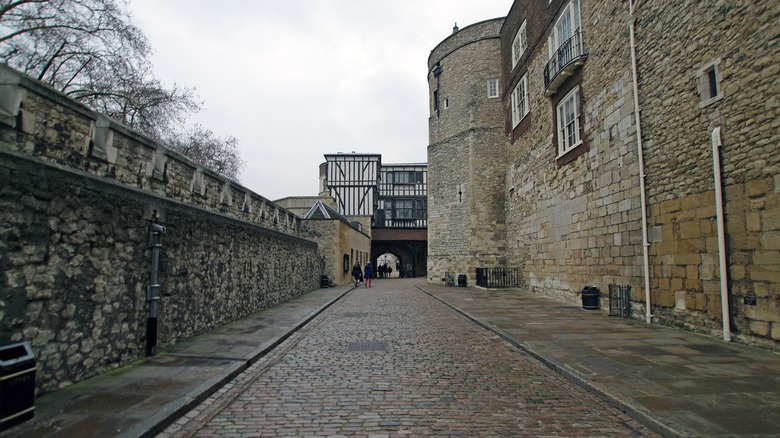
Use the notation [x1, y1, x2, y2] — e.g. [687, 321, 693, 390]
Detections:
[0, 341, 35, 431]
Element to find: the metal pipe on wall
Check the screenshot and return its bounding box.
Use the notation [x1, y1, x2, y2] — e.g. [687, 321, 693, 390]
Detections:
[629, 0, 653, 323]
[711, 127, 732, 342]
[146, 222, 166, 356]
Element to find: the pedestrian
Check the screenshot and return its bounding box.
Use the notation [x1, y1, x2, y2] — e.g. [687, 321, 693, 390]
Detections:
[351, 262, 362, 287]
[363, 261, 374, 287]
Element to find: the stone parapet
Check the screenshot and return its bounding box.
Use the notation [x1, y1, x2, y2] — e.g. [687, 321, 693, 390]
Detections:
[0, 64, 301, 237]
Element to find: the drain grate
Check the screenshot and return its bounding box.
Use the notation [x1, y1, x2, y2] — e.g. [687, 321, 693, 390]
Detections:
[346, 341, 388, 352]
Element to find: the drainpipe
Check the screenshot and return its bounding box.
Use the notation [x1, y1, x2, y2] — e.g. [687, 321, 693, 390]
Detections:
[711, 127, 732, 342]
[146, 222, 166, 356]
[629, 0, 653, 323]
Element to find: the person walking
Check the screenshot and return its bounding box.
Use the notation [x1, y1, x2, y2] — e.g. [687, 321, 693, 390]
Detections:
[351, 262, 362, 287]
[363, 261, 374, 287]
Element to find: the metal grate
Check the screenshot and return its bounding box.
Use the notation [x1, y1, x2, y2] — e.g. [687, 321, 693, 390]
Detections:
[476, 268, 523, 288]
[444, 272, 455, 286]
[346, 341, 388, 352]
[609, 284, 631, 318]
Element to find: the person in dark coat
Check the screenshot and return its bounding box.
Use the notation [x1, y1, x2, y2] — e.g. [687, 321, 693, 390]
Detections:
[351, 262, 362, 286]
[363, 261, 374, 287]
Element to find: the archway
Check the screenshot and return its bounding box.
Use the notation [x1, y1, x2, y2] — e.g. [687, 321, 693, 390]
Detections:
[375, 252, 399, 278]
[371, 242, 426, 278]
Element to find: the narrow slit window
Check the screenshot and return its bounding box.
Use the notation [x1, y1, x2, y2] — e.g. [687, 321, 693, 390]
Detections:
[697, 59, 723, 108]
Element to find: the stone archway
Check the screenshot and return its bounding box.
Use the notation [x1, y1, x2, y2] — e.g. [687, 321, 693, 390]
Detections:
[371, 242, 427, 278]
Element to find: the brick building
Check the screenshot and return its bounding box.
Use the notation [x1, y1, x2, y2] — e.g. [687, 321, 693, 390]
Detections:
[427, 0, 779, 348]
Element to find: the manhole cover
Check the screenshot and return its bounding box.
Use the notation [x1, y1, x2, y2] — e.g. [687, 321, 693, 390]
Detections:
[346, 341, 388, 352]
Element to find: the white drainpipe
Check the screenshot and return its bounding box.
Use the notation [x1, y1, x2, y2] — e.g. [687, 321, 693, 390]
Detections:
[629, 0, 653, 323]
[712, 127, 732, 341]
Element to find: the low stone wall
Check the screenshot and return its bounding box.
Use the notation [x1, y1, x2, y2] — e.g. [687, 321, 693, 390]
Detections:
[0, 66, 320, 396]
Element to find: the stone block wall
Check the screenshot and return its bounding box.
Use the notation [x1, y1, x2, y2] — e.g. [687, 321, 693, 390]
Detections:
[0, 66, 321, 395]
[302, 218, 371, 286]
[635, 0, 780, 345]
[504, 0, 644, 305]
[430, 0, 778, 348]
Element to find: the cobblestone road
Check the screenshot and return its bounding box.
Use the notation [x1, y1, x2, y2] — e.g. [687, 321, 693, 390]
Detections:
[159, 279, 658, 437]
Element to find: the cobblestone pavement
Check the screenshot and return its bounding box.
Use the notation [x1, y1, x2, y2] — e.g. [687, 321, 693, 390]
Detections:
[158, 279, 658, 437]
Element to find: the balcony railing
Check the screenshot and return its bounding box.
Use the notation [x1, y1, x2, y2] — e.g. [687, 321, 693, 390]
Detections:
[544, 31, 588, 96]
[476, 268, 523, 289]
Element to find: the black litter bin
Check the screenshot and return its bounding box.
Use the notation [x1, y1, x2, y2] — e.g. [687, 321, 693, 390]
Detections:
[0, 341, 35, 431]
[320, 275, 330, 288]
[581, 286, 600, 310]
[457, 274, 467, 287]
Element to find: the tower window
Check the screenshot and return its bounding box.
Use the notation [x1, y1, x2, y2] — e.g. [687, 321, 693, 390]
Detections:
[697, 59, 723, 108]
[487, 79, 499, 98]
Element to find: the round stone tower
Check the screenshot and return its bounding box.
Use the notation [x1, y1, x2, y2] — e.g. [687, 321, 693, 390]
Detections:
[426, 18, 507, 285]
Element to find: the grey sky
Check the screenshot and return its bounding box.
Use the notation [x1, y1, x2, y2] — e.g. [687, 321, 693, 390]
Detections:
[130, 1, 510, 200]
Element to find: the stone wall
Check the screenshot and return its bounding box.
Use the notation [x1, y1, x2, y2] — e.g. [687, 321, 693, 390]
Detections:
[0, 65, 303, 238]
[503, 0, 780, 345]
[427, 19, 507, 283]
[0, 66, 321, 395]
[430, 0, 779, 348]
[635, 0, 780, 345]
[302, 218, 371, 286]
[503, 0, 644, 304]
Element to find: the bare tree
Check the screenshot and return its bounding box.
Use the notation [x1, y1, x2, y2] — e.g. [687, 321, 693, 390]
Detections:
[0, 0, 200, 138]
[0, 0, 244, 179]
[165, 125, 245, 182]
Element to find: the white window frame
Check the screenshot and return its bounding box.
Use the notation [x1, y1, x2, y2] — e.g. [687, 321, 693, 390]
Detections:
[548, 0, 581, 60]
[511, 74, 529, 128]
[556, 87, 582, 157]
[487, 79, 499, 98]
[511, 20, 528, 69]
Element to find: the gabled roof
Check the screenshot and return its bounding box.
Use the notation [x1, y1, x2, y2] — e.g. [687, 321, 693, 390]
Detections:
[303, 200, 365, 233]
[304, 200, 346, 221]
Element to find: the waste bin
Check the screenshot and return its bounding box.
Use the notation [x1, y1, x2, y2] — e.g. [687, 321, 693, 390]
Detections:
[320, 275, 330, 288]
[0, 341, 35, 431]
[581, 286, 600, 310]
[457, 274, 467, 287]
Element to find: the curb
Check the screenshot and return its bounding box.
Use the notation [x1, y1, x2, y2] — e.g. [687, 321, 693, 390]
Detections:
[122, 286, 355, 438]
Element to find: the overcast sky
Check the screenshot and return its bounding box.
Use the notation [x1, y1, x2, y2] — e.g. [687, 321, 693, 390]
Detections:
[130, 1, 510, 200]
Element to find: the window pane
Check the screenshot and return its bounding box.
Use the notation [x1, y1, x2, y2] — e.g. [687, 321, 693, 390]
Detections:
[557, 89, 580, 154]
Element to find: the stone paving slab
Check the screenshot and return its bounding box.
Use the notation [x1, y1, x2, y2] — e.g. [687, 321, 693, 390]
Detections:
[1, 285, 350, 438]
[418, 282, 780, 437]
